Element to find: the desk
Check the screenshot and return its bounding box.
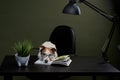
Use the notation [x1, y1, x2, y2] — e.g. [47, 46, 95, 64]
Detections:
[0, 55, 120, 80]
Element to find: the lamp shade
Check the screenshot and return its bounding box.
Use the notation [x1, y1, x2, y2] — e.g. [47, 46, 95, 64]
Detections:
[63, 3, 81, 15]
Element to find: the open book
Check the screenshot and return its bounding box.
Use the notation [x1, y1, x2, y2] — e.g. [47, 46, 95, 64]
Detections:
[34, 55, 72, 66]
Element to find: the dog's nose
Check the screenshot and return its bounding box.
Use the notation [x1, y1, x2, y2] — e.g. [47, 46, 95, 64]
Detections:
[45, 60, 48, 63]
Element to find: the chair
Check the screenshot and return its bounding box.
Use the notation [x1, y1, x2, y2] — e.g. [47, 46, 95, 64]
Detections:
[48, 25, 76, 80]
[49, 25, 76, 56]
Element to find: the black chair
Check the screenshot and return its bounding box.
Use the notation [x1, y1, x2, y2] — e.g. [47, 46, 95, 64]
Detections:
[49, 25, 76, 56]
[48, 25, 76, 80]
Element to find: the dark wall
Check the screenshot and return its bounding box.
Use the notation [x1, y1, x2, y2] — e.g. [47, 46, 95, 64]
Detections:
[112, 0, 120, 17]
[0, 0, 119, 80]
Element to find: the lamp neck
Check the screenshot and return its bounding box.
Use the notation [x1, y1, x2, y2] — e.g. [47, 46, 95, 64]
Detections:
[79, 0, 117, 22]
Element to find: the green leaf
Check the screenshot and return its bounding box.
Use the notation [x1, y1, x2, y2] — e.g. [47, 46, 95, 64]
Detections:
[13, 40, 33, 57]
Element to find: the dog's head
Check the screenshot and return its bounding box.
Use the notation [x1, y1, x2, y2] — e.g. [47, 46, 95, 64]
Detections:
[38, 41, 58, 63]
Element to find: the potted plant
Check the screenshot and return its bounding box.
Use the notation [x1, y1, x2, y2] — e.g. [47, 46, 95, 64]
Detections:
[13, 40, 33, 67]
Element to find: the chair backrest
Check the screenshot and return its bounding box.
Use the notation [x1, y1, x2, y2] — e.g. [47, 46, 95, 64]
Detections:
[49, 25, 76, 56]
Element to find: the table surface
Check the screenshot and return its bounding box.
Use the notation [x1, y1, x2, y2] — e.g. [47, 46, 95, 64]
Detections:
[0, 55, 120, 76]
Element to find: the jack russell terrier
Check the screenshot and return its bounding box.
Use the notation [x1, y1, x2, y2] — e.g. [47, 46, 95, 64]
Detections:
[38, 41, 58, 64]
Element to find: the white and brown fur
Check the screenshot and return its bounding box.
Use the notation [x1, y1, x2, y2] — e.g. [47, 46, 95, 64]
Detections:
[38, 41, 58, 63]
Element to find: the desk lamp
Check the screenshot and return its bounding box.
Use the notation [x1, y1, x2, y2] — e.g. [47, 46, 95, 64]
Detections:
[63, 0, 119, 62]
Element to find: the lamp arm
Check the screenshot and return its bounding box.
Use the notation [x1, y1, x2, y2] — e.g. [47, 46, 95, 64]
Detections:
[79, 0, 119, 62]
[101, 22, 117, 62]
[79, 0, 116, 22]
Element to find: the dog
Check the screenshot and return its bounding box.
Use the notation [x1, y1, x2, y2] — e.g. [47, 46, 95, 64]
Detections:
[38, 41, 58, 63]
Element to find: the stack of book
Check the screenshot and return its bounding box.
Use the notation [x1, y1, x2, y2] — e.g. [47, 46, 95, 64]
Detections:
[34, 55, 72, 66]
[52, 55, 72, 66]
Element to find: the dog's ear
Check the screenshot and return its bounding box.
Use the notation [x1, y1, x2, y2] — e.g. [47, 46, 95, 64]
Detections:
[51, 48, 57, 53]
[39, 46, 45, 52]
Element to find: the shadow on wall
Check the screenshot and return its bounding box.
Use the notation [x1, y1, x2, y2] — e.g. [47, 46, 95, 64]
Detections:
[112, 0, 120, 17]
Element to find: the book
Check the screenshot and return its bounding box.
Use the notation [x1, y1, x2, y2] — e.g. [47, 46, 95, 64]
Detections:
[34, 55, 72, 66]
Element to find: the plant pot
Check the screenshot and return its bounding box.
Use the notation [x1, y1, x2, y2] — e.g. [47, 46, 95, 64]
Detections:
[15, 53, 30, 67]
